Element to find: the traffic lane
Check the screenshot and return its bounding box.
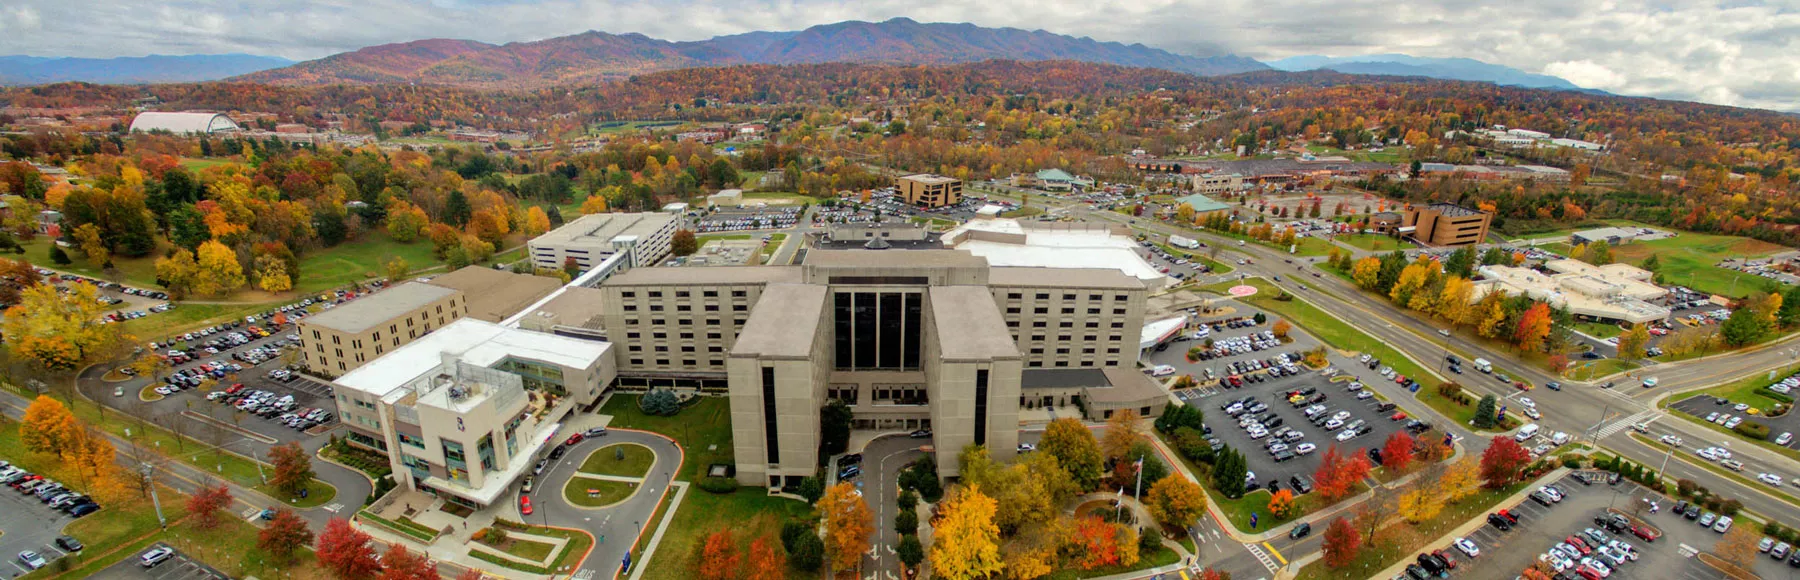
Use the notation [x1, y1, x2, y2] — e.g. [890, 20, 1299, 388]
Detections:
[1605, 433, 1800, 528]
[854, 434, 927, 578]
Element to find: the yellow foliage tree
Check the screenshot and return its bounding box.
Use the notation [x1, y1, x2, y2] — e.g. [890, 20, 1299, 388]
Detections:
[254, 254, 292, 293]
[1397, 486, 1443, 523]
[580, 194, 609, 214]
[385, 257, 410, 283]
[154, 249, 200, 299]
[930, 485, 1005, 580]
[73, 223, 108, 268]
[194, 240, 246, 296]
[1351, 257, 1381, 290]
[20, 395, 81, 458]
[1145, 475, 1207, 527]
[3, 283, 129, 371]
[524, 206, 552, 237]
[819, 482, 873, 573]
[1437, 455, 1481, 503]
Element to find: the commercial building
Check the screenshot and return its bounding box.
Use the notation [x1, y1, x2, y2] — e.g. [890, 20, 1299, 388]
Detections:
[706, 189, 744, 208]
[128, 112, 241, 134]
[527, 212, 680, 273]
[1170, 193, 1233, 217]
[1570, 227, 1642, 247]
[895, 174, 963, 208]
[1009, 169, 1088, 191]
[330, 318, 615, 508]
[1191, 173, 1244, 194]
[942, 218, 1170, 289]
[595, 249, 1166, 486]
[299, 282, 470, 375]
[1402, 203, 1492, 247]
[1475, 260, 1669, 324]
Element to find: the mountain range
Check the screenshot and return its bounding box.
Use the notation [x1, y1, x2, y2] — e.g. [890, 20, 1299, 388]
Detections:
[231, 18, 1268, 87]
[0, 54, 292, 85]
[1268, 54, 1583, 91]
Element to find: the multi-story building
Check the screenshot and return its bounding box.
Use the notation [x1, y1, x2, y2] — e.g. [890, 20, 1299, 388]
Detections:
[895, 174, 963, 208]
[331, 318, 615, 509]
[596, 249, 1166, 487]
[299, 282, 469, 375]
[528, 212, 680, 273]
[1402, 203, 1492, 247]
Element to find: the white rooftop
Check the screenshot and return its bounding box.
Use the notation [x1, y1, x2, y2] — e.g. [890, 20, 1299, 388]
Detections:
[1140, 315, 1189, 351]
[944, 218, 1167, 284]
[333, 318, 611, 402]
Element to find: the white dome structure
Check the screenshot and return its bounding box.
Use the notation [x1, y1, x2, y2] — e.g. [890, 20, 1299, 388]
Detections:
[128, 112, 241, 135]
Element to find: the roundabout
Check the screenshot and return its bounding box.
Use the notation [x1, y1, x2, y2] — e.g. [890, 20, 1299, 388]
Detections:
[558, 443, 656, 509]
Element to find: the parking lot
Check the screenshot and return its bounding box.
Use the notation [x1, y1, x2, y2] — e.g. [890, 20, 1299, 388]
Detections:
[88, 544, 229, 580]
[0, 470, 84, 575]
[1669, 393, 1800, 451]
[1454, 472, 1792, 580]
[1147, 307, 1424, 493]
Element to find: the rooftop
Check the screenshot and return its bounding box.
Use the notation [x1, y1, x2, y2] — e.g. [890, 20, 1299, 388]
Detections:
[1035, 168, 1077, 182]
[531, 212, 676, 248]
[899, 173, 959, 185]
[1172, 193, 1232, 213]
[730, 284, 828, 358]
[988, 267, 1146, 290]
[523, 286, 608, 330]
[805, 249, 989, 269]
[943, 219, 1166, 284]
[300, 283, 457, 334]
[1424, 202, 1484, 218]
[929, 286, 1020, 361]
[333, 318, 611, 400]
[425, 266, 563, 322]
[1020, 368, 1110, 389]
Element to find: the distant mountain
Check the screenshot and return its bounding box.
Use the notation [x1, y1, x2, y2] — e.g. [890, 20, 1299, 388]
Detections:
[1268, 54, 1581, 91]
[0, 54, 293, 85]
[237, 18, 1268, 88]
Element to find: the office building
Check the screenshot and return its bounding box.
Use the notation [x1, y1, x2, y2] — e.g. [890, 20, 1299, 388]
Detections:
[895, 174, 963, 208]
[299, 282, 469, 375]
[1402, 203, 1492, 247]
[330, 318, 615, 508]
[528, 212, 680, 272]
[1475, 260, 1668, 324]
[596, 249, 1167, 486]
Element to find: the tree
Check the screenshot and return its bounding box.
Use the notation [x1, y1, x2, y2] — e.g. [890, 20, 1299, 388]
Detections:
[786, 532, 824, 572]
[796, 476, 825, 504]
[1100, 408, 1143, 462]
[1211, 446, 1248, 498]
[1381, 431, 1416, 473]
[186, 483, 233, 529]
[524, 206, 552, 237]
[1398, 484, 1443, 523]
[1272, 319, 1292, 340]
[49, 245, 71, 265]
[639, 389, 680, 416]
[443, 190, 472, 226]
[73, 223, 108, 267]
[1587, 240, 1613, 265]
[1321, 517, 1361, 568]
[1041, 417, 1105, 491]
[1474, 395, 1499, 429]
[745, 536, 784, 580]
[671, 229, 699, 257]
[377, 543, 439, 580]
[1313, 445, 1370, 502]
[698, 530, 740, 580]
[254, 254, 293, 293]
[1480, 436, 1533, 488]
[895, 509, 919, 535]
[385, 201, 429, 242]
[154, 249, 200, 298]
[258, 508, 314, 564]
[580, 194, 609, 214]
[1198, 568, 1233, 580]
[1721, 305, 1769, 347]
[20, 395, 81, 458]
[1617, 324, 1650, 359]
[1514, 302, 1553, 352]
[1717, 524, 1761, 573]
[1438, 455, 1481, 503]
[1267, 488, 1296, 518]
[385, 257, 410, 283]
[269, 441, 315, 496]
[1068, 516, 1132, 570]
[819, 482, 873, 572]
[1351, 256, 1381, 289]
[317, 518, 381, 580]
[194, 240, 246, 296]
[820, 400, 853, 459]
[1145, 474, 1206, 527]
[4, 283, 128, 371]
[929, 485, 1003, 579]
[897, 534, 924, 573]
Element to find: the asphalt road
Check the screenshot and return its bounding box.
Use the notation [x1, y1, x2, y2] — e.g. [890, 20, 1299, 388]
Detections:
[533, 429, 681, 579]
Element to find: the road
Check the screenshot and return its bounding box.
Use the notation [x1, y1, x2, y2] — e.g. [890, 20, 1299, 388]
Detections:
[531, 429, 681, 579]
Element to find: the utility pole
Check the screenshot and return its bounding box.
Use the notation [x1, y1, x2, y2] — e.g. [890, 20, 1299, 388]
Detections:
[141, 462, 167, 529]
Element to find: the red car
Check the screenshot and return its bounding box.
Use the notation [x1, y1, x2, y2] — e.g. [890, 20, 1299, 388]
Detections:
[1565, 536, 1592, 555]
[1390, 411, 1408, 421]
[519, 495, 533, 515]
[565, 433, 585, 446]
[1574, 565, 1604, 580]
[226, 384, 246, 394]
[1631, 525, 1660, 542]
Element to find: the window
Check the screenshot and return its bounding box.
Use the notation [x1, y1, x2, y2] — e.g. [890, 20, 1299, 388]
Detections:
[681, 346, 695, 352]
[679, 332, 694, 339]
[1007, 292, 1022, 300]
[654, 346, 668, 352]
[676, 291, 689, 298]
[1029, 347, 1044, 354]
[1056, 348, 1070, 354]
[1086, 322, 1100, 328]
[676, 305, 690, 312]
[1035, 293, 1049, 300]
[626, 332, 640, 339]
[1034, 307, 1048, 314]
[627, 346, 642, 352]
[706, 319, 721, 326]
[703, 291, 718, 298]
[1088, 308, 1101, 314]
[1088, 294, 1102, 301]
[733, 304, 747, 311]
[1107, 347, 1121, 354]
[648, 291, 663, 298]
[761, 367, 779, 465]
[1059, 322, 1073, 328]
[1114, 308, 1127, 315]
[626, 319, 638, 326]
[624, 304, 638, 312]
[732, 290, 747, 298]
[656, 359, 670, 366]
[1111, 322, 1125, 328]
[1058, 335, 1072, 341]
[1006, 307, 1021, 314]
[707, 332, 722, 339]
[652, 332, 666, 339]
[621, 291, 636, 298]
[650, 305, 664, 312]
[683, 359, 697, 366]
[1032, 321, 1047, 328]
[828, 386, 859, 404]
[397, 433, 427, 448]
[1062, 294, 1074, 300]
[704, 305, 719, 311]
[629, 358, 644, 365]
[1114, 294, 1128, 301]
[1061, 307, 1075, 314]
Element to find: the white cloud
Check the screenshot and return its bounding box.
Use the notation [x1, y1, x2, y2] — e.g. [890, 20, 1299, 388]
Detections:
[3, 0, 1799, 111]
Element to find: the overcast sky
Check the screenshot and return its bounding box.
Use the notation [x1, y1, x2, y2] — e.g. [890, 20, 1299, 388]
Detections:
[4, 0, 1798, 112]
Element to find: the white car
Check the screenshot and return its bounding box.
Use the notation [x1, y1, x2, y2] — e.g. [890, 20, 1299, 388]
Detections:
[1581, 557, 1613, 577]
[1524, 408, 1541, 420]
[1733, 403, 1750, 412]
[17, 551, 47, 570]
[1336, 429, 1360, 442]
[1295, 443, 1317, 455]
[1779, 432, 1795, 446]
[1519, 397, 1536, 408]
[1714, 515, 1734, 533]
[1356, 390, 1374, 400]
[1454, 538, 1480, 558]
[1725, 417, 1744, 429]
[1539, 486, 1564, 502]
[1660, 435, 1683, 447]
[1016, 443, 1036, 452]
[1759, 473, 1785, 486]
[1539, 553, 1575, 572]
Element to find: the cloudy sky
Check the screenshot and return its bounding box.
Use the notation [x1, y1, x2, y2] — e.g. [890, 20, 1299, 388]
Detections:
[4, 0, 1799, 111]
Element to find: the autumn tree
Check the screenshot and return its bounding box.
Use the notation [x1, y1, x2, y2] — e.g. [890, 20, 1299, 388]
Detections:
[384, 200, 429, 242]
[1145, 474, 1206, 528]
[959, 446, 1077, 535]
[929, 484, 1003, 579]
[1313, 445, 1371, 502]
[317, 518, 382, 580]
[20, 395, 81, 457]
[73, 223, 108, 267]
[1272, 319, 1292, 340]
[1351, 256, 1381, 289]
[524, 206, 552, 237]
[377, 543, 438, 580]
[1438, 455, 1481, 502]
[386, 257, 410, 283]
[1514, 302, 1553, 352]
[254, 254, 293, 293]
[1267, 488, 1296, 518]
[67, 427, 129, 502]
[745, 536, 784, 580]
[580, 194, 609, 214]
[4, 283, 129, 371]
[698, 529, 740, 580]
[1617, 324, 1650, 360]
[1068, 515, 1137, 570]
[1398, 483, 1443, 523]
[819, 482, 873, 573]
[258, 508, 315, 564]
[269, 441, 315, 496]
[1322, 517, 1361, 568]
[186, 482, 233, 529]
[155, 248, 200, 298]
[1100, 408, 1144, 462]
[1041, 417, 1105, 490]
[1716, 524, 1761, 573]
[194, 240, 246, 296]
[1381, 431, 1416, 473]
[1480, 436, 1533, 488]
[672, 229, 699, 257]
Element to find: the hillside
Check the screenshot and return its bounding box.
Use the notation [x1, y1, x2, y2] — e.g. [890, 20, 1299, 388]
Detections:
[1268, 54, 1581, 90]
[236, 18, 1266, 88]
[0, 54, 293, 85]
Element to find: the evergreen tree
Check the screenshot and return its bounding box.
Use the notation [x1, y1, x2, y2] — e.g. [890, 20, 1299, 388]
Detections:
[444, 190, 473, 226]
[1474, 395, 1499, 428]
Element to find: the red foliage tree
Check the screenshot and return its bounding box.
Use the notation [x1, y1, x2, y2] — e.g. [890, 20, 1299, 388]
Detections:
[1198, 568, 1232, 580]
[1313, 445, 1372, 502]
[1480, 436, 1534, 488]
[698, 529, 740, 580]
[256, 508, 314, 564]
[745, 536, 784, 580]
[316, 518, 382, 580]
[377, 543, 439, 580]
[1381, 431, 1417, 473]
[1322, 516, 1362, 568]
[184, 483, 232, 529]
[1069, 515, 1122, 570]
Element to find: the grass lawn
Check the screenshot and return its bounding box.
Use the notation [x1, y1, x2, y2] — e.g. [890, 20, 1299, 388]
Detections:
[19, 237, 162, 288]
[295, 236, 442, 293]
[1572, 320, 1626, 339]
[471, 522, 593, 574]
[1295, 482, 1528, 580]
[578, 443, 655, 478]
[125, 302, 273, 343]
[563, 477, 639, 508]
[1043, 545, 1180, 579]
[488, 536, 557, 562]
[1156, 243, 1234, 275]
[1609, 230, 1786, 298]
[1336, 234, 1409, 253]
[1564, 358, 1641, 380]
[599, 395, 812, 580]
[178, 158, 232, 171]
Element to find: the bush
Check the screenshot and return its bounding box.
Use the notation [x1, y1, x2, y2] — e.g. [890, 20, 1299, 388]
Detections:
[1561, 455, 1583, 469]
[797, 476, 824, 504]
[1437, 382, 1464, 399]
[1678, 479, 1698, 497]
[639, 389, 681, 416]
[698, 477, 738, 494]
[1721, 499, 1743, 516]
[897, 490, 918, 512]
[895, 510, 918, 536]
[1765, 521, 1785, 537]
[787, 532, 824, 572]
[1138, 526, 1161, 554]
[1733, 421, 1771, 440]
[780, 520, 810, 553]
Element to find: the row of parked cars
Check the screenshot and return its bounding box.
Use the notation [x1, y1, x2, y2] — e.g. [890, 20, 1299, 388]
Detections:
[206, 384, 335, 430]
[1189, 330, 1281, 360]
[0, 460, 101, 518]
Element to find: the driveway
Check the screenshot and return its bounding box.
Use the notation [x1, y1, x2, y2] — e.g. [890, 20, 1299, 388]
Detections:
[848, 434, 928, 580]
[533, 427, 681, 579]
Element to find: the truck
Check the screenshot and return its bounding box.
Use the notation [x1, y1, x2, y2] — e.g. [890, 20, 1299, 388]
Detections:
[1472, 358, 1493, 373]
[1168, 235, 1200, 250]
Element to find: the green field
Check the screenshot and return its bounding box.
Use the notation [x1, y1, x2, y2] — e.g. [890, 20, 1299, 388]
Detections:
[1335, 233, 1409, 253]
[1304, 144, 1409, 164]
[125, 302, 272, 342]
[578, 444, 655, 478]
[1572, 320, 1626, 339]
[178, 157, 232, 171]
[19, 238, 162, 288]
[469, 522, 593, 575]
[1607, 230, 1786, 298]
[295, 236, 443, 293]
[599, 395, 811, 580]
[562, 476, 638, 508]
[1564, 358, 1640, 380]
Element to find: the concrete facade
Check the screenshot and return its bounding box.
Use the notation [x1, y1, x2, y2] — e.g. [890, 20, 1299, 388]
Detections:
[895, 174, 963, 208]
[1403, 203, 1492, 247]
[299, 283, 470, 375]
[528, 212, 680, 272]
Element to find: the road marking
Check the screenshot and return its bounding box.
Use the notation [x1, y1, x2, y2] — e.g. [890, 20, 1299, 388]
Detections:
[1261, 542, 1288, 565]
[1243, 542, 1278, 572]
[322, 502, 343, 513]
[573, 569, 596, 580]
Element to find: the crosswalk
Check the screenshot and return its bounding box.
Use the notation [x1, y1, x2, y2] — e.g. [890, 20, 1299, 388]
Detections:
[573, 569, 596, 580]
[322, 502, 344, 513]
[1593, 410, 1658, 440]
[1243, 542, 1279, 573]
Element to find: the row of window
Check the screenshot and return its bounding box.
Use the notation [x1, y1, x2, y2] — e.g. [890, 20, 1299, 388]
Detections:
[620, 289, 750, 299]
[623, 303, 749, 312]
[627, 358, 726, 367]
[1006, 306, 1129, 316]
[1014, 320, 1127, 329]
[1004, 292, 1132, 302]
